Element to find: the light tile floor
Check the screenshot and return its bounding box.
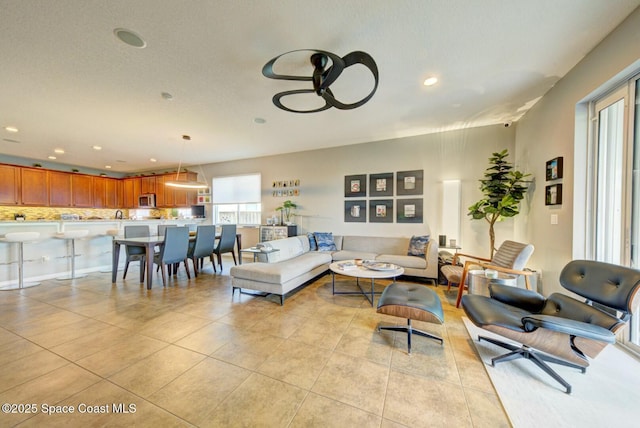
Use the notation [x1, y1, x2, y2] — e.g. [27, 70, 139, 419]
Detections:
[0, 259, 510, 427]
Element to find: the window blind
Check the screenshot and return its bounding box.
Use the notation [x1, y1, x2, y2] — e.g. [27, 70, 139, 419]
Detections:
[211, 174, 261, 204]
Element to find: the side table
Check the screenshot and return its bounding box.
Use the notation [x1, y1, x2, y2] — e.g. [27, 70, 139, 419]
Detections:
[467, 269, 516, 297]
[240, 247, 280, 262]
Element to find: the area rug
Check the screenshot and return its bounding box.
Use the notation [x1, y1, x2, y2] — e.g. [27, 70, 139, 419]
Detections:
[462, 318, 640, 428]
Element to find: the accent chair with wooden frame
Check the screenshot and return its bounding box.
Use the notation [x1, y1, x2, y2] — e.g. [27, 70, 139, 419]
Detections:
[441, 240, 534, 308]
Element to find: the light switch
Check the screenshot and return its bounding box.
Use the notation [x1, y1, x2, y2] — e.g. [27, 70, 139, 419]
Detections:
[551, 214, 558, 225]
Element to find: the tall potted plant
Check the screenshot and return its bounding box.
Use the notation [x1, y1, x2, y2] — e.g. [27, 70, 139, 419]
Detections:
[467, 149, 531, 257]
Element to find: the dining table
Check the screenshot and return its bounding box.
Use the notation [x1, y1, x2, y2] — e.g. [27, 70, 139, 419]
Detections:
[112, 233, 242, 289]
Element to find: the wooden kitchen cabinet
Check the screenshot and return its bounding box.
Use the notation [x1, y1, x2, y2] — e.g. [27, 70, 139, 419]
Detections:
[0, 164, 20, 205]
[122, 177, 141, 208]
[140, 176, 156, 194]
[92, 176, 119, 208]
[20, 167, 48, 206]
[71, 174, 93, 207]
[105, 178, 120, 208]
[162, 172, 198, 207]
[48, 171, 72, 207]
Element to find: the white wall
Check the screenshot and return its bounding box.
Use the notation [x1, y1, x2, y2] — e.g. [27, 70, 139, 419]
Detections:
[515, 7, 640, 294]
[201, 124, 516, 258]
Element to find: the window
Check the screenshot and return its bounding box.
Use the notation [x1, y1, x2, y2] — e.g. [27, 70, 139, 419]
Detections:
[212, 174, 261, 226]
[586, 75, 640, 354]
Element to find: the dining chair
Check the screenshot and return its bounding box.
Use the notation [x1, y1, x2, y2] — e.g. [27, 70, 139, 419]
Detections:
[153, 226, 191, 286]
[123, 225, 149, 281]
[187, 224, 216, 276]
[212, 224, 237, 272]
[157, 224, 176, 237]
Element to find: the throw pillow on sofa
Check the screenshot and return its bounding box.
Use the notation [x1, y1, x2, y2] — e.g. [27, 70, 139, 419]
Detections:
[314, 232, 337, 251]
[407, 235, 430, 256]
[307, 233, 318, 251]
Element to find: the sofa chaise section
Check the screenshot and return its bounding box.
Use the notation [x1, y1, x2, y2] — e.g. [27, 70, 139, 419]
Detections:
[230, 235, 332, 305]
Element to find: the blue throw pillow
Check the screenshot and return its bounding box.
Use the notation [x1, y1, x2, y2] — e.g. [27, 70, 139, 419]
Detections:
[314, 232, 337, 251]
[307, 233, 318, 251]
[407, 235, 430, 256]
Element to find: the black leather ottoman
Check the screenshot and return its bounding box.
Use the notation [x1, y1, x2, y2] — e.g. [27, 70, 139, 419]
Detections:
[376, 282, 444, 353]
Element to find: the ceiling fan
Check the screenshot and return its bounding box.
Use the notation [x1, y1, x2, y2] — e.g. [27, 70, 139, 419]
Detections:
[262, 49, 379, 113]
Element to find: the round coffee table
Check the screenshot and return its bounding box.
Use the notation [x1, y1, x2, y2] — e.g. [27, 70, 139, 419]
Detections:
[330, 260, 404, 306]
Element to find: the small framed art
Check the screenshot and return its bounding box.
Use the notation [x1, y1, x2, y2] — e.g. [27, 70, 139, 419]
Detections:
[397, 198, 423, 223]
[369, 199, 393, 223]
[546, 157, 563, 181]
[345, 174, 367, 197]
[396, 170, 423, 195]
[369, 172, 393, 197]
[545, 184, 562, 205]
[345, 200, 366, 222]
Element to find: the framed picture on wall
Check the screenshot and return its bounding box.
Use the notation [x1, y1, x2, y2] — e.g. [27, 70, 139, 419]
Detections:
[397, 198, 423, 223]
[369, 172, 393, 197]
[345, 174, 367, 197]
[345, 200, 367, 222]
[369, 199, 393, 223]
[545, 184, 562, 205]
[546, 157, 563, 180]
[396, 170, 423, 195]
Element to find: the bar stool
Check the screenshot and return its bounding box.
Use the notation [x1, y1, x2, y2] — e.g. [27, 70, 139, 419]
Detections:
[1, 232, 41, 290]
[54, 229, 89, 280]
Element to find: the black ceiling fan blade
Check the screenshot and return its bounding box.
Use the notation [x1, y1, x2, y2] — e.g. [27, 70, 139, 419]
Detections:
[272, 88, 333, 113]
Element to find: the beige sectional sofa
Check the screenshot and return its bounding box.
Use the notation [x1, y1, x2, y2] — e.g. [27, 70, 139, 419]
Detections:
[230, 233, 437, 305]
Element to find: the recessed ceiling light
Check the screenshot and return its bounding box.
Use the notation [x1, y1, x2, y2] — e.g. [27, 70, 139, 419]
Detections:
[114, 28, 146, 48]
[105, 165, 112, 169]
[92, 145, 102, 150]
[423, 77, 438, 86]
[48, 155, 57, 160]
[254, 117, 266, 124]
[54, 148, 65, 154]
[4, 126, 18, 133]
[150, 158, 157, 162]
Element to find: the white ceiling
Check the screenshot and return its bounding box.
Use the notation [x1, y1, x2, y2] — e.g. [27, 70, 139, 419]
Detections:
[1, 0, 639, 173]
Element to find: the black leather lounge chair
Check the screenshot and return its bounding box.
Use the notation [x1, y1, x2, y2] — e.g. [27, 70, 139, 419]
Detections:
[462, 259, 640, 393]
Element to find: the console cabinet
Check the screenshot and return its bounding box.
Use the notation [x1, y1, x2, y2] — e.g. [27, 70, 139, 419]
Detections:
[260, 225, 297, 242]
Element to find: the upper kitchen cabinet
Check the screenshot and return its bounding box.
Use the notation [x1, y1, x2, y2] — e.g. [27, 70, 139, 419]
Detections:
[93, 176, 120, 208]
[122, 177, 141, 208]
[48, 171, 72, 207]
[71, 174, 93, 207]
[0, 164, 20, 205]
[140, 176, 156, 194]
[20, 167, 48, 206]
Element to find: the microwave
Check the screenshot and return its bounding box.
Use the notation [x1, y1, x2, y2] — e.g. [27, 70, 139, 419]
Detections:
[138, 194, 156, 208]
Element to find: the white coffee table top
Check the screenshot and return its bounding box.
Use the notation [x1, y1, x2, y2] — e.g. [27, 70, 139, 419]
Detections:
[330, 260, 404, 279]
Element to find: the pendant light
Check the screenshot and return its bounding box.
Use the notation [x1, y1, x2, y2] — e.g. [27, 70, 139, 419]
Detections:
[165, 135, 209, 189]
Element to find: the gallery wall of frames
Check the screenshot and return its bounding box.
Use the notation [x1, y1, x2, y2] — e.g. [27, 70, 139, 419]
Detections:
[344, 170, 423, 223]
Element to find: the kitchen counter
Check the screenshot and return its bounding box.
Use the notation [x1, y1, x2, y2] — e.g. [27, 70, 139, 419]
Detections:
[0, 219, 206, 287]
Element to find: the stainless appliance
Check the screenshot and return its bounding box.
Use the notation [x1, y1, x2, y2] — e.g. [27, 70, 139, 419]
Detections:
[138, 194, 156, 208]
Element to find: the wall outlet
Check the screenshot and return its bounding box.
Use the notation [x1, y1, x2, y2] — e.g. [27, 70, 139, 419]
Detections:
[42, 255, 50, 262]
